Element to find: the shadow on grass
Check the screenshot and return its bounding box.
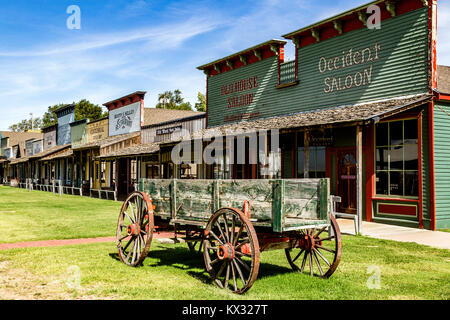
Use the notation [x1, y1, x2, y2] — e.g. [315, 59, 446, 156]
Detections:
[109, 246, 295, 285]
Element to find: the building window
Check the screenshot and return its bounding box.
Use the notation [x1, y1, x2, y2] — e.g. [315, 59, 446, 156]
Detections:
[375, 119, 418, 197]
[130, 160, 137, 184]
[297, 146, 326, 178]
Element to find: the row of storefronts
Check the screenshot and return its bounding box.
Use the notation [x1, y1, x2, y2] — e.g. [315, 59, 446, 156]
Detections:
[0, 0, 448, 230]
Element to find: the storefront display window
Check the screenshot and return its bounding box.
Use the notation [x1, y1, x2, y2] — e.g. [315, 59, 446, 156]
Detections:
[375, 119, 418, 197]
[297, 146, 326, 178]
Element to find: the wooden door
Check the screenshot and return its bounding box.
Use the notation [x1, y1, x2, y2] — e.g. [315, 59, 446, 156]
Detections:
[337, 149, 357, 214]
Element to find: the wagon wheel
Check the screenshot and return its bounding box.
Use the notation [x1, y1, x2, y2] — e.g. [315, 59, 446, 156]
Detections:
[285, 214, 342, 278]
[116, 191, 154, 267]
[203, 207, 260, 294]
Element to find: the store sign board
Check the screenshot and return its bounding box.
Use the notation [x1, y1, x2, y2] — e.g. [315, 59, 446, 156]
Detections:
[57, 112, 75, 146]
[156, 125, 182, 135]
[32, 140, 43, 155]
[109, 102, 141, 136]
[87, 118, 108, 143]
[44, 129, 57, 150]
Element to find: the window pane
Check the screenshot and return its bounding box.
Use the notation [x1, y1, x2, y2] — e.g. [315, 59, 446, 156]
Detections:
[404, 171, 418, 196]
[404, 144, 418, 170]
[390, 121, 403, 146]
[390, 145, 404, 170]
[309, 147, 316, 173]
[376, 122, 389, 146]
[376, 147, 389, 170]
[316, 147, 326, 172]
[389, 171, 403, 196]
[297, 148, 305, 177]
[376, 171, 389, 195]
[404, 119, 418, 144]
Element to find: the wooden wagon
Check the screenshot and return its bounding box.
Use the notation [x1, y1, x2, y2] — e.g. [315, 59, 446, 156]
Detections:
[115, 178, 342, 294]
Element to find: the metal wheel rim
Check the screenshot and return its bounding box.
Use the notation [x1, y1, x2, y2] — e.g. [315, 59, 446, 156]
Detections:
[285, 214, 342, 278]
[116, 191, 154, 267]
[203, 207, 260, 294]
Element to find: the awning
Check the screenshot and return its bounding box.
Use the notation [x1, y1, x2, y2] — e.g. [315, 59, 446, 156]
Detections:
[96, 143, 159, 159]
[72, 132, 140, 151]
[29, 144, 71, 160]
[164, 94, 432, 142]
[40, 149, 74, 161]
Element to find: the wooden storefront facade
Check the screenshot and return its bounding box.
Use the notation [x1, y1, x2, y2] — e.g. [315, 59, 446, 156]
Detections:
[192, 0, 448, 230]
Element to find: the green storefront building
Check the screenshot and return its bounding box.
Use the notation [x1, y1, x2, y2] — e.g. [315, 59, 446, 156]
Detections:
[194, 0, 449, 230]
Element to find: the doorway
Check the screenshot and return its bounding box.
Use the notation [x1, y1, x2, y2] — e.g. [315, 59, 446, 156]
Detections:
[336, 149, 357, 214]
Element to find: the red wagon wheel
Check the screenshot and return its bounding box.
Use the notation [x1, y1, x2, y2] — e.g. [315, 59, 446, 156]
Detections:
[116, 191, 154, 267]
[203, 207, 260, 294]
[285, 214, 342, 278]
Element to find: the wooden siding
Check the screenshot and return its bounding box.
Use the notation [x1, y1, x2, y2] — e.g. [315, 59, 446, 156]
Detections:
[421, 107, 431, 229]
[207, 7, 429, 128]
[434, 102, 450, 229]
[141, 117, 205, 144]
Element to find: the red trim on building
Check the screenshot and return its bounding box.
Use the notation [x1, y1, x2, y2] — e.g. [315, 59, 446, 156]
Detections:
[378, 204, 417, 216]
[288, 0, 427, 48]
[418, 112, 423, 228]
[428, 101, 436, 230]
[436, 93, 450, 101]
[365, 124, 375, 222]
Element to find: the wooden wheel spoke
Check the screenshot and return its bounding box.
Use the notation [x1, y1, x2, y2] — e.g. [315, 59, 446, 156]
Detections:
[233, 225, 244, 246]
[292, 249, 305, 263]
[235, 251, 251, 258]
[314, 226, 327, 238]
[316, 245, 336, 254]
[123, 236, 135, 252]
[314, 248, 331, 266]
[210, 257, 220, 265]
[235, 256, 251, 273]
[312, 250, 324, 276]
[214, 221, 227, 243]
[235, 238, 249, 250]
[208, 230, 224, 245]
[231, 261, 238, 292]
[308, 251, 313, 276]
[221, 214, 230, 242]
[119, 234, 130, 241]
[224, 264, 231, 290]
[300, 251, 308, 272]
[216, 261, 227, 279]
[232, 260, 247, 286]
[231, 215, 236, 244]
[318, 236, 335, 242]
[123, 210, 135, 225]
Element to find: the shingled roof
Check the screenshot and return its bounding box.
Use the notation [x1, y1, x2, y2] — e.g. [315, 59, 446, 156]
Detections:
[29, 144, 71, 160]
[143, 108, 203, 127]
[437, 65, 450, 94]
[72, 132, 140, 150]
[97, 143, 159, 159]
[0, 131, 43, 149]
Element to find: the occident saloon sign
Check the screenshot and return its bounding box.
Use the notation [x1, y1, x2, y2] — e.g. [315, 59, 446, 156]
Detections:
[320, 42, 381, 93]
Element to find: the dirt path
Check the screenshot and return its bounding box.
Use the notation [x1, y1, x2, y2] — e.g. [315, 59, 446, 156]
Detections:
[0, 232, 183, 250]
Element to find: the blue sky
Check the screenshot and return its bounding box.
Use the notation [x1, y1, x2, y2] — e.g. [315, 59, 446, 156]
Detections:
[0, 0, 449, 130]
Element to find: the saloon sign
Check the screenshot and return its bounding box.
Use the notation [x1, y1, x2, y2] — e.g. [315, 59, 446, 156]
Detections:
[320, 42, 381, 94]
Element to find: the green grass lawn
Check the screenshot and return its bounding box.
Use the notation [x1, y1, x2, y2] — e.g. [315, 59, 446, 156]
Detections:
[0, 186, 122, 243]
[0, 186, 449, 300]
[0, 236, 449, 300]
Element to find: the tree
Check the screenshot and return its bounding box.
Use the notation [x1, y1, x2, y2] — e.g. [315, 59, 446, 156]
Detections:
[8, 118, 42, 132]
[41, 100, 107, 128]
[194, 92, 206, 112]
[75, 99, 107, 121]
[155, 90, 193, 111]
[41, 103, 65, 127]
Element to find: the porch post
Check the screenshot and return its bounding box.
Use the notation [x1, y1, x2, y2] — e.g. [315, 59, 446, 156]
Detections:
[304, 129, 310, 178]
[356, 125, 363, 234]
